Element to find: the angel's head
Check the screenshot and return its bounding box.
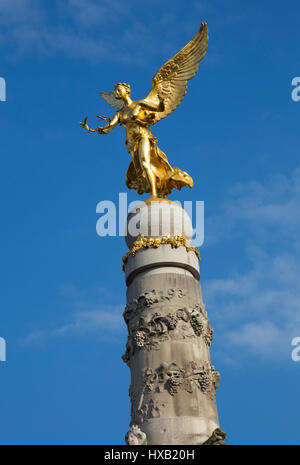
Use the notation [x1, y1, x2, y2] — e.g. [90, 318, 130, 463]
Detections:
[114, 82, 131, 100]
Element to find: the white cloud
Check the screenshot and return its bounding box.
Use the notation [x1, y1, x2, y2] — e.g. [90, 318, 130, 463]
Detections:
[0, 0, 210, 63]
[206, 167, 300, 246]
[52, 308, 123, 336]
[204, 166, 300, 362]
[206, 250, 300, 361]
[64, 0, 129, 28]
[0, 0, 149, 62]
[21, 307, 124, 345]
[22, 167, 300, 361]
[21, 284, 124, 346]
[0, 0, 133, 61]
[0, 0, 43, 24]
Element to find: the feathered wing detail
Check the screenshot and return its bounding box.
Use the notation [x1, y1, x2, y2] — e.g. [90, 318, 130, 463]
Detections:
[99, 91, 124, 110]
[140, 22, 208, 124]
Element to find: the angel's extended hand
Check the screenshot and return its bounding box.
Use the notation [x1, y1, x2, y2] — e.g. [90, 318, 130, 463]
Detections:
[80, 117, 97, 133]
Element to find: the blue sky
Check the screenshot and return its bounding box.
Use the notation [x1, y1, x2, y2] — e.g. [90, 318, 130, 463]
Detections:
[0, 0, 300, 445]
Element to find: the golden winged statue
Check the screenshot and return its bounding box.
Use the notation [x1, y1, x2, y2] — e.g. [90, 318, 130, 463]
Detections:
[80, 22, 208, 199]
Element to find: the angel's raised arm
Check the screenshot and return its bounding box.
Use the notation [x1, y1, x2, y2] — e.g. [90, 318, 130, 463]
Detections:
[80, 111, 120, 134]
[100, 111, 120, 134]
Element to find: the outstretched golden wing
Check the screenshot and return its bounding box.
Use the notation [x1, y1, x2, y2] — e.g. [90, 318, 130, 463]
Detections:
[141, 22, 208, 124]
[99, 91, 124, 110]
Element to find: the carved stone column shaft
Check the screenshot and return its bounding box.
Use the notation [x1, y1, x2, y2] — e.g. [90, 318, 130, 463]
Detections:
[123, 201, 220, 445]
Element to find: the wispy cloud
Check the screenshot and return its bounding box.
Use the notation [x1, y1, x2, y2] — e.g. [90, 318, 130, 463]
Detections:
[0, 0, 43, 24]
[22, 167, 300, 360]
[21, 307, 123, 345]
[206, 167, 300, 246]
[0, 0, 209, 63]
[63, 0, 130, 28]
[21, 285, 124, 346]
[0, 0, 128, 62]
[204, 166, 300, 362]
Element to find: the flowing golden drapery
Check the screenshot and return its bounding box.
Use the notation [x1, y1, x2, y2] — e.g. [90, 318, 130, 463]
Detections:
[125, 128, 193, 198]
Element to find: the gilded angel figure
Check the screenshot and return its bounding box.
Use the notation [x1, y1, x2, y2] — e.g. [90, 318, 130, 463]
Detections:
[80, 22, 208, 199]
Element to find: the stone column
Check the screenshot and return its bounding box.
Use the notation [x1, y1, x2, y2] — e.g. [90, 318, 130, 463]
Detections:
[123, 200, 220, 445]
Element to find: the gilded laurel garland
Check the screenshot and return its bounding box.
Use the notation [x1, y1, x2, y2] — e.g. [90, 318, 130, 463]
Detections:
[122, 235, 201, 267]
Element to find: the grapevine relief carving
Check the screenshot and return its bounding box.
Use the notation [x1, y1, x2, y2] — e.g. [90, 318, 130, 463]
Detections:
[141, 361, 220, 399]
[130, 361, 220, 422]
[124, 288, 186, 324]
[122, 298, 213, 365]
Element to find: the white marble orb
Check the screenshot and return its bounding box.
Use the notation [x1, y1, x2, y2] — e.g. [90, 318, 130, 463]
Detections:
[125, 200, 193, 250]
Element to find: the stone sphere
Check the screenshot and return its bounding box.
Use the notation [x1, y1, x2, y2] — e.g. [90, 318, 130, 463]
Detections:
[125, 199, 193, 250]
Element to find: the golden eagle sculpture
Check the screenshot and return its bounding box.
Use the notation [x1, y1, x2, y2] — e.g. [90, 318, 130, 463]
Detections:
[80, 22, 208, 199]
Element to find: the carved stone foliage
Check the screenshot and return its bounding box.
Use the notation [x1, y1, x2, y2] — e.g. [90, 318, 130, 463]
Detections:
[202, 428, 227, 446]
[143, 361, 219, 399]
[125, 425, 147, 445]
[129, 384, 166, 425]
[122, 303, 213, 365]
[124, 289, 187, 324]
[130, 362, 220, 408]
[138, 398, 165, 424]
